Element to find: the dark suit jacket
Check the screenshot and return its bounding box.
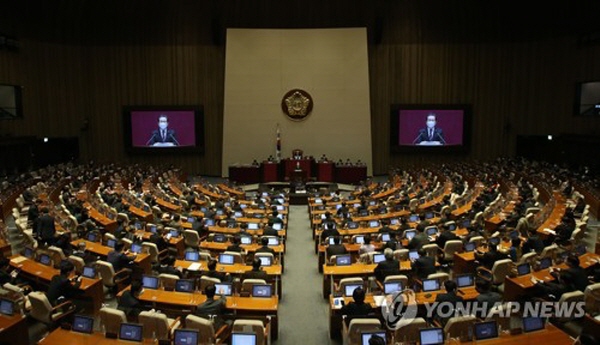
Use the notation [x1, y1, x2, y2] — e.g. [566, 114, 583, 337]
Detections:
[37, 214, 56, 240]
[242, 269, 269, 281]
[195, 296, 228, 328]
[415, 127, 444, 144]
[326, 244, 348, 258]
[407, 233, 429, 250]
[107, 251, 135, 272]
[255, 246, 276, 256]
[155, 265, 183, 278]
[564, 266, 589, 292]
[226, 244, 244, 253]
[46, 275, 82, 305]
[412, 256, 437, 279]
[374, 259, 400, 282]
[147, 128, 178, 146]
[118, 290, 144, 317]
[340, 301, 372, 317]
[436, 231, 459, 249]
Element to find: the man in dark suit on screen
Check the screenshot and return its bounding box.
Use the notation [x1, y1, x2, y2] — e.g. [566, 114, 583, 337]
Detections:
[147, 115, 178, 146]
[414, 113, 445, 145]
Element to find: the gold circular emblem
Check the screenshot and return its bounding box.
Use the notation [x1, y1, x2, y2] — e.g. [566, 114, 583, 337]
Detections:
[281, 89, 313, 121]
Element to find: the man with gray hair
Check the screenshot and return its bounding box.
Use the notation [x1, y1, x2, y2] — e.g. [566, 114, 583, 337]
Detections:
[374, 248, 400, 282]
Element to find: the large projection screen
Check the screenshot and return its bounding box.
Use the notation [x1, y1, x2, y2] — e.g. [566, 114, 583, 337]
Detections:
[222, 28, 373, 177]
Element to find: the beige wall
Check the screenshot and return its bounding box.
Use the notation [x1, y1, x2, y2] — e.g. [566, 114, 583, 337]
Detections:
[222, 28, 373, 176]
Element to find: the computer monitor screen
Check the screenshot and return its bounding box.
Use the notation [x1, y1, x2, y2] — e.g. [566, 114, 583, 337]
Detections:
[267, 237, 279, 246]
[130, 243, 142, 253]
[425, 212, 434, 219]
[169, 230, 179, 237]
[247, 223, 259, 230]
[347, 222, 359, 229]
[219, 254, 235, 265]
[174, 329, 199, 345]
[135, 223, 143, 230]
[390, 218, 399, 225]
[254, 212, 265, 218]
[522, 317, 545, 333]
[422, 278, 440, 292]
[461, 219, 471, 228]
[175, 279, 195, 293]
[359, 210, 369, 217]
[187, 217, 195, 223]
[361, 331, 387, 345]
[314, 198, 323, 204]
[539, 257, 552, 270]
[404, 230, 416, 240]
[214, 283, 233, 296]
[216, 210, 224, 216]
[488, 237, 500, 246]
[106, 239, 117, 248]
[276, 205, 284, 211]
[39, 254, 51, 266]
[0, 299, 14, 316]
[204, 219, 215, 226]
[369, 220, 380, 228]
[409, 214, 419, 222]
[72, 315, 94, 334]
[408, 250, 420, 261]
[368, 200, 377, 206]
[149, 225, 156, 233]
[419, 328, 444, 345]
[231, 333, 257, 345]
[82, 266, 96, 279]
[384, 282, 403, 294]
[344, 284, 362, 297]
[252, 284, 272, 298]
[258, 256, 272, 266]
[336, 255, 352, 266]
[233, 211, 243, 218]
[87, 232, 97, 242]
[184, 251, 200, 262]
[354, 235, 365, 244]
[381, 233, 391, 242]
[272, 223, 283, 231]
[213, 234, 226, 243]
[240, 236, 252, 245]
[426, 227, 438, 236]
[456, 274, 474, 288]
[23, 247, 34, 258]
[142, 275, 159, 289]
[373, 254, 386, 264]
[474, 320, 498, 340]
[517, 263, 531, 276]
[239, 204, 247, 209]
[119, 323, 143, 342]
[447, 223, 456, 231]
[464, 242, 476, 252]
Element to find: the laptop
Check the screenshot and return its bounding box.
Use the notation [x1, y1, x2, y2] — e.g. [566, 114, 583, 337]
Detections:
[390, 218, 399, 225]
[214, 283, 233, 296]
[408, 250, 420, 261]
[409, 214, 420, 222]
[425, 227, 438, 236]
[247, 223, 259, 230]
[381, 233, 391, 242]
[369, 220, 380, 228]
[404, 230, 416, 240]
[216, 210, 224, 216]
[39, 254, 51, 266]
[361, 331, 387, 345]
[119, 323, 143, 342]
[174, 329, 199, 345]
[175, 279, 195, 293]
[354, 235, 365, 244]
[233, 211, 243, 218]
[185, 251, 200, 262]
[252, 284, 272, 298]
[384, 282, 403, 295]
[538, 257, 553, 270]
[82, 266, 96, 279]
[148, 225, 156, 233]
[474, 320, 498, 340]
[239, 204, 248, 209]
[369, 200, 377, 206]
[258, 256, 272, 267]
[422, 278, 440, 292]
[187, 217, 195, 223]
[461, 219, 471, 228]
[87, 232, 97, 242]
[231, 333, 257, 345]
[522, 317, 545, 333]
[276, 205, 284, 211]
[272, 223, 283, 231]
[314, 198, 323, 204]
[142, 275, 159, 290]
[488, 237, 500, 246]
[0, 298, 14, 316]
[219, 254, 235, 265]
[72, 315, 94, 334]
[240, 236, 252, 245]
[267, 237, 279, 246]
[419, 328, 444, 345]
[344, 284, 362, 297]
[425, 212, 434, 220]
[517, 263, 531, 276]
[456, 274, 474, 288]
[106, 238, 117, 248]
[169, 230, 179, 237]
[130, 243, 142, 254]
[373, 254, 386, 264]
[464, 242, 476, 252]
[336, 255, 352, 266]
[358, 210, 369, 217]
[347, 222, 359, 229]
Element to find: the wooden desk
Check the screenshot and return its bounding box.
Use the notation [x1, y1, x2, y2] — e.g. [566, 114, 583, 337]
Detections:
[217, 183, 245, 198]
[154, 198, 181, 212]
[39, 328, 156, 344]
[70, 240, 152, 274]
[9, 256, 104, 314]
[457, 324, 573, 344]
[0, 313, 29, 345]
[322, 262, 414, 298]
[84, 203, 117, 232]
[134, 230, 185, 258]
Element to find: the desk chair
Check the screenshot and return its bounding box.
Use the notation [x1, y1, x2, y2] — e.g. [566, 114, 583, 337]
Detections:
[96, 260, 131, 298]
[517, 251, 538, 266]
[360, 251, 381, 264]
[142, 242, 168, 264]
[67, 255, 86, 274]
[183, 230, 201, 250]
[554, 290, 585, 337]
[473, 212, 484, 225]
[335, 277, 364, 296]
[443, 315, 477, 342]
[393, 249, 409, 261]
[121, 238, 133, 250]
[232, 319, 270, 345]
[392, 317, 427, 344]
[2, 282, 32, 312]
[200, 276, 221, 291]
[485, 302, 518, 331]
[584, 283, 600, 315]
[342, 317, 381, 345]
[476, 259, 513, 293]
[158, 273, 180, 291]
[254, 252, 275, 265]
[99, 307, 127, 336]
[29, 291, 75, 326]
[138, 310, 181, 341]
[421, 244, 439, 259]
[117, 213, 130, 225]
[185, 314, 229, 345]
[468, 236, 485, 246]
[47, 246, 67, 268]
[441, 240, 463, 263]
[409, 199, 418, 212]
[540, 244, 559, 260]
[104, 232, 117, 243]
[241, 279, 267, 296]
[223, 251, 244, 264]
[376, 275, 409, 293]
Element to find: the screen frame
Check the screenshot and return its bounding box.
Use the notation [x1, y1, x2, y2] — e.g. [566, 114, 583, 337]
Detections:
[390, 104, 472, 154]
[0, 83, 23, 120]
[122, 105, 205, 154]
[574, 80, 600, 116]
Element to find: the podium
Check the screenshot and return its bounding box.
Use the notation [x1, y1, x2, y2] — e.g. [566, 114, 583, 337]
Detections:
[284, 158, 312, 181]
[228, 165, 260, 184]
[261, 161, 279, 183]
[316, 162, 334, 182]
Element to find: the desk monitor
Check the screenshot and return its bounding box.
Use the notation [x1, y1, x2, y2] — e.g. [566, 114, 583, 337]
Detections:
[276, 213, 285, 220]
[390, 218, 399, 225]
[354, 235, 365, 244]
[358, 210, 369, 217]
[267, 237, 279, 246]
[380, 233, 391, 242]
[231, 333, 257, 345]
[39, 254, 51, 266]
[474, 320, 498, 340]
[204, 219, 215, 227]
[461, 219, 471, 228]
[368, 220, 380, 228]
[361, 331, 387, 345]
[142, 275, 159, 290]
[187, 217, 195, 223]
[373, 254, 386, 264]
[258, 256, 272, 267]
[404, 230, 417, 240]
[272, 223, 283, 231]
[422, 278, 440, 292]
[425, 212, 434, 220]
[336, 255, 352, 266]
[233, 211, 243, 219]
[522, 317, 545, 333]
[119, 323, 143, 342]
[107, 213, 116, 220]
[314, 198, 323, 204]
[82, 266, 96, 279]
[174, 329, 199, 345]
[219, 253, 235, 265]
[175, 279, 195, 293]
[353, 203, 361, 208]
[276, 205, 284, 211]
[347, 222, 359, 229]
[344, 284, 362, 297]
[409, 214, 420, 222]
[447, 223, 456, 231]
[106, 238, 117, 248]
[368, 200, 377, 206]
[327, 237, 337, 245]
[72, 314, 94, 334]
[464, 242, 476, 252]
[517, 263, 531, 276]
[384, 282, 403, 295]
[419, 198, 426, 205]
[425, 227, 438, 236]
[419, 328, 444, 345]
[216, 210, 224, 216]
[408, 250, 420, 261]
[251, 284, 272, 298]
[200, 206, 208, 213]
[240, 236, 252, 245]
[130, 243, 142, 254]
[239, 204, 248, 209]
[538, 257, 553, 270]
[336, 204, 343, 210]
[214, 283, 233, 296]
[87, 232, 97, 242]
[134, 222, 142, 230]
[23, 247, 34, 258]
[456, 274, 474, 288]
[149, 225, 156, 233]
[185, 251, 200, 262]
[488, 237, 500, 246]
[0, 298, 14, 316]
[213, 234, 226, 243]
[247, 222, 259, 230]
[320, 214, 327, 220]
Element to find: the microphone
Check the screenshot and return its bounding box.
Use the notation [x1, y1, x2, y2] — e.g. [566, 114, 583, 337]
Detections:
[437, 130, 446, 145]
[412, 131, 423, 144]
[169, 132, 180, 146]
[146, 133, 157, 146]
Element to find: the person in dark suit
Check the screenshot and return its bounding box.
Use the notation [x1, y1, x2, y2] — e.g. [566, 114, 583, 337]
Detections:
[27, 199, 42, 226]
[411, 248, 437, 280]
[37, 207, 57, 246]
[46, 260, 82, 306]
[562, 254, 589, 292]
[434, 280, 464, 325]
[154, 256, 182, 278]
[474, 279, 502, 318]
[407, 224, 429, 250]
[321, 222, 340, 243]
[242, 258, 269, 281]
[146, 115, 178, 146]
[435, 226, 459, 249]
[107, 241, 136, 272]
[475, 244, 507, 270]
[326, 236, 348, 258]
[340, 287, 372, 321]
[226, 235, 244, 253]
[262, 225, 279, 237]
[195, 284, 231, 329]
[118, 279, 146, 318]
[204, 259, 231, 282]
[149, 227, 169, 252]
[414, 113, 445, 144]
[522, 228, 545, 254]
[374, 248, 400, 282]
[255, 236, 276, 256]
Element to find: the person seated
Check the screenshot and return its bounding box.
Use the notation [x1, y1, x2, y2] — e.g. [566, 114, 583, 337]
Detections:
[368, 335, 386, 345]
[255, 236, 276, 256]
[242, 258, 269, 281]
[434, 280, 464, 326]
[71, 241, 97, 264]
[204, 259, 231, 282]
[474, 279, 502, 318]
[374, 248, 400, 283]
[407, 224, 430, 250]
[522, 228, 545, 254]
[267, 211, 284, 227]
[507, 237, 522, 262]
[0, 257, 15, 285]
[107, 241, 137, 272]
[411, 248, 437, 280]
[534, 269, 572, 301]
[475, 243, 507, 270]
[326, 236, 348, 258]
[154, 255, 182, 278]
[226, 235, 244, 253]
[359, 235, 376, 255]
[262, 225, 278, 237]
[118, 279, 146, 318]
[46, 260, 83, 306]
[435, 225, 459, 249]
[340, 287, 372, 322]
[195, 284, 231, 329]
[321, 222, 340, 242]
[561, 254, 589, 292]
[149, 226, 169, 252]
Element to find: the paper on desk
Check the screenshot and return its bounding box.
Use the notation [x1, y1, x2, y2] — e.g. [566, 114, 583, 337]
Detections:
[373, 295, 386, 307]
[187, 263, 201, 271]
[10, 256, 27, 264]
[543, 229, 556, 235]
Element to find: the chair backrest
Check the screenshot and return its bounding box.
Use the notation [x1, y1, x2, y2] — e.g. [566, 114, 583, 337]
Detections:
[422, 244, 438, 258]
[518, 252, 538, 266]
[540, 244, 558, 260]
[241, 279, 267, 293]
[393, 249, 409, 261]
[158, 273, 180, 291]
[384, 275, 408, 289]
[223, 251, 244, 264]
[409, 199, 418, 211]
[427, 272, 450, 285]
[254, 252, 275, 265]
[28, 291, 53, 324]
[556, 291, 585, 322]
[444, 315, 477, 341]
[485, 302, 516, 331]
[142, 242, 159, 262]
[347, 318, 382, 345]
[339, 277, 364, 294]
[96, 260, 117, 286]
[393, 317, 427, 343]
[491, 259, 514, 285]
[233, 319, 267, 345]
[443, 240, 464, 261]
[584, 283, 600, 315]
[183, 230, 200, 248]
[68, 255, 86, 274]
[185, 314, 216, 343]
[47, 246, 66, 265]
[121, 238, 133, 250]
[100, 307, 127, 335]
[200, 276, 221, 291]
[139, 311, 170, 340]
[469, 236, 485, 246]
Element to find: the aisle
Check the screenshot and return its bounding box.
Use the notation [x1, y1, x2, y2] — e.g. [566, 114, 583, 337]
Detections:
[276, 205, 336, 344]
